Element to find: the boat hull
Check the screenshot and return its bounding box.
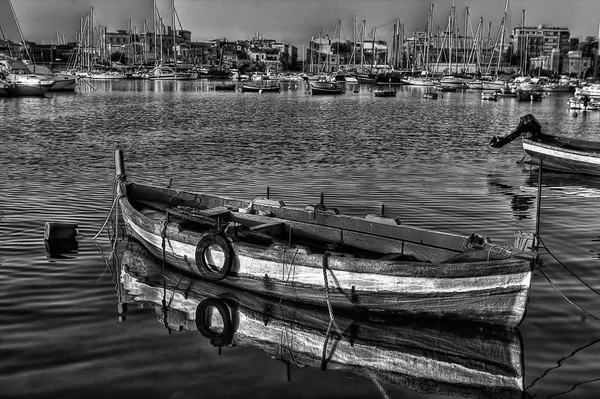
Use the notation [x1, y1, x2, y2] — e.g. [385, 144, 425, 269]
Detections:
[4, 78, 54, 96]
[241, 84, 281, 92]
[310, 81, 343, 94]
[117, 180, 533, 328]
[49, 75, 78, 91]
[523, 138, 600, 176]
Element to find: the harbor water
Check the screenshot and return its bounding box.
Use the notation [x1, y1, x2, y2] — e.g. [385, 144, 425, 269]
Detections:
[1, 80, 599, 398]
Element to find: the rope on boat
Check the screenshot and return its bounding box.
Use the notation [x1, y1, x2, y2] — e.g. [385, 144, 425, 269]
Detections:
[322, 252, 343, 336]
[279, 246, 300, 301]
[92, 175, 125, 241]
[486, 244, 514, 261]
[320, 319, 344, 370]
[160, 218, 169, 269]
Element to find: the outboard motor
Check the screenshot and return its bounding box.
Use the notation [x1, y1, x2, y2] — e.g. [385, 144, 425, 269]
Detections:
[489, 114, 543, 148]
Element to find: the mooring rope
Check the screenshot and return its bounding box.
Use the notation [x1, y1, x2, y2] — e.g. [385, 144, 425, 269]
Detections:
[92, 176, 125, 241]
[320, 320, 344, 370]
[322, 252, 343, 336]
[536, 234, 600, 297]
[538, 267, 600, 322]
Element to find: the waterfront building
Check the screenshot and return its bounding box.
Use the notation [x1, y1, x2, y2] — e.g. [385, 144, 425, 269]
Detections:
[509, 25, 570, 74]
[562, 50, 592, 78]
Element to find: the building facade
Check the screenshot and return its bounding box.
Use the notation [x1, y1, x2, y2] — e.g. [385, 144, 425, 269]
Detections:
[509, 25, 570, 73]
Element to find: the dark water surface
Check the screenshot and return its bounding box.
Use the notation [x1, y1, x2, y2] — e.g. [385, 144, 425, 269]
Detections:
[1, 80, 599, 398]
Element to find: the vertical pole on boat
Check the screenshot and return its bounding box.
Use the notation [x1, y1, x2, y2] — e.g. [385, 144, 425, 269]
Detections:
[534, 158, 543, 250]
[115, 149, 126, 179]
[267, 186, 270, 199]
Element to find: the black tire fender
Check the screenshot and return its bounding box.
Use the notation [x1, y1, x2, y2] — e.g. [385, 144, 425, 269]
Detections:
[195, 230, 232, 281]
[195, 298, 234, 347]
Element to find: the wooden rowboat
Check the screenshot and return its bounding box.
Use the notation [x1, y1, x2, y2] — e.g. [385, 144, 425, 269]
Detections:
[118, 241, 525, 397]
[114, 150, 535, 327]
[490, 114, 600, 176]
[241, 82, 281, 93]
[310, 81, 344, 95]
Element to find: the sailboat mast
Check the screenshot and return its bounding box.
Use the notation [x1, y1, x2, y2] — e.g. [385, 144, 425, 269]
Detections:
[336, 20, 341, 72]
[153, 0, 157, 63]
[172, 0, 176, 69]
[353, 15, 357, 70]
[520, 9, 526, 74]
[464, 7, 469, 73]
[595, 17, 600, 78]
[496, 0, 509, 75]
[90, 7, 94, 70]
[371, 28, 376, 69]
[360, 21, 365, 73]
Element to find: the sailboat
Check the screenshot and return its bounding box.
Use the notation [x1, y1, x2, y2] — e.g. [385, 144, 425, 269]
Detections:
[481, 0, 510, 91]
[407, 5, 437, 87]
[148, 0, 197, 80]
[0, 1, 55, 95]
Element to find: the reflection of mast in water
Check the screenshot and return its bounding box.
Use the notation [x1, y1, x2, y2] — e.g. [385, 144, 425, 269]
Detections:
[488, 177, 535, 220]
[116, 240, 526, 399]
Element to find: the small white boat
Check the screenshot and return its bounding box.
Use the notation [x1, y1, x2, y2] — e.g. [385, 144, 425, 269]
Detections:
[26, 65, 78, 91]
[148, 65, 198, 80]
[576, 84, 600, 99]
[481, 91, 500, 101]
[568, 95, 599, 111]
[0, 55, 54, 96]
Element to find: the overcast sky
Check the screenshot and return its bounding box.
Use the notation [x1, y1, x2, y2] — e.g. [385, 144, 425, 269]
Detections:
[2, 0, 599, 47]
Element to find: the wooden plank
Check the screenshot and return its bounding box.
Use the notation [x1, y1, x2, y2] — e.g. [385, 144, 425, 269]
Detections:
[248, 222, 287, 237]
[136, 200, 219, 227]
[230, 212, 458, 262]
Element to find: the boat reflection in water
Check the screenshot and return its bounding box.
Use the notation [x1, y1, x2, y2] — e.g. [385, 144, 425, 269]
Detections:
[118, 240, 525, 398]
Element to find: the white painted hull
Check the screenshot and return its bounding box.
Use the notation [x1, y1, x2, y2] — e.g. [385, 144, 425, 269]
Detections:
[117, 180, 533, 328]
[523, 139, 600, 176]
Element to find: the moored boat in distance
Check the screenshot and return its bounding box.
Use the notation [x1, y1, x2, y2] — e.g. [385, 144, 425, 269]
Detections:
[568, 95, 599, 111]
[482, 91, 500, 101]
[26, 64, 78, 91]
[240, 81, 281, 92]
[208, 81, 237, 91]
[310, 79, 343, 95]
[114, 149, 536, 328]
[373, 88, 396, 97]
[88, 69, 127, 80]
[490, 113, 600, 176]
[0, 55, 54, 96]
[118, 240, 526, 398]
[148, 65, 198, 80]
[516, 90, 543, 102]
[576, 83, 600, 99]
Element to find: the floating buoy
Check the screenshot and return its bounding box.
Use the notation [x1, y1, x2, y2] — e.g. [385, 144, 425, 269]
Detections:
[573, 112, 578, 117]
[44, 222, 78, 241]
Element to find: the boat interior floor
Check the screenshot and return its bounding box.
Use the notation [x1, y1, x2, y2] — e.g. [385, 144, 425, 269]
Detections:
[136, 200, 424, 262]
